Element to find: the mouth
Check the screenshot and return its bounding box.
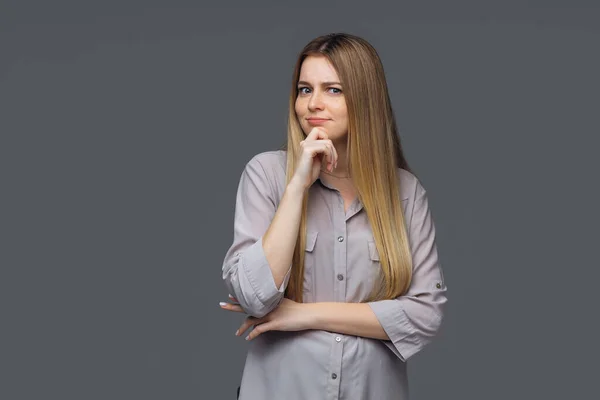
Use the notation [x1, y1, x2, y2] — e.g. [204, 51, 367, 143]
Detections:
[306, 118, 331, 125]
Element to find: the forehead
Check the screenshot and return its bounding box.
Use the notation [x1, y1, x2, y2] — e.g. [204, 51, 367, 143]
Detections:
[298, 55, 340, 83]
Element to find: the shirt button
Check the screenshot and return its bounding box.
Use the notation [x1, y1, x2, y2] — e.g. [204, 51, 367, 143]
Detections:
[337, 236, 344, 242]
[331, 373, 337, 379]
[337, 274, 344, 281]
[436, 282, 442, 289]
[335, 336, 341, 342]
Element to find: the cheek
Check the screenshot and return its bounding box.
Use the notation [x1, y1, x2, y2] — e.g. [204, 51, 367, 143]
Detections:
[294, 98, 304, 116]
[332, 103, 348, 121]
[294, 101, 307, 131]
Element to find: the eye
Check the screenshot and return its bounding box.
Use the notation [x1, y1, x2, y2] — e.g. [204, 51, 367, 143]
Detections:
[328, 87, 342, 94]
[297, 86, 311, 95]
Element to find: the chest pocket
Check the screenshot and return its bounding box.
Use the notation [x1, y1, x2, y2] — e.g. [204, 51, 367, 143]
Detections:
[368, 240, 380, 262]
[367, 240, 383, 287]
[303, 231, 319, 299]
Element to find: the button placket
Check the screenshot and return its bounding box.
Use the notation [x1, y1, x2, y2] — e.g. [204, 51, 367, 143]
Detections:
[327, 191, 345, 399]
[333, 194, 348, 303]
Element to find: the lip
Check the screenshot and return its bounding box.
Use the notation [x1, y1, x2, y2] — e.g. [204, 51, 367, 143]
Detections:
[306, 118, 330, 125]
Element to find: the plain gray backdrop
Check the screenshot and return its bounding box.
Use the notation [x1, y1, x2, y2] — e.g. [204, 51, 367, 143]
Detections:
[2, 1, 599, 399]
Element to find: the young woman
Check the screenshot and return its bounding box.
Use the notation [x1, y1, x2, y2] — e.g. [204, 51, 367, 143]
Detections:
[220, 32, 447, 400]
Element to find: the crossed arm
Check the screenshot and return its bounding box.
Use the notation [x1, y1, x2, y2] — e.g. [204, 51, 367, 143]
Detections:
[220, 296, 388, 341]
[221, 156, 446, 360]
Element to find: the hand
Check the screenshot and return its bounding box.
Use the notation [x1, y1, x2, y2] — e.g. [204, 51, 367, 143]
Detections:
[290, 127, 338, 190]
[219, 296, 313, 340]
[219, 293, 244, 312]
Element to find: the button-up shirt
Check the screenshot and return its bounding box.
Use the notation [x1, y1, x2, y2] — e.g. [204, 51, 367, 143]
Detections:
[222, 150, 447, 400]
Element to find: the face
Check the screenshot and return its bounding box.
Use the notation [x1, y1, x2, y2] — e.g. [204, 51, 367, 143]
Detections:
[295, 55, 348, 143]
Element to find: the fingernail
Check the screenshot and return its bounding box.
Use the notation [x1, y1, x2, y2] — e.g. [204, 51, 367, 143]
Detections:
[235, 330, 239, 336]
[245, 336, 250, 341]
[228, 294, 234, 298]
[219, 302, 227, 307]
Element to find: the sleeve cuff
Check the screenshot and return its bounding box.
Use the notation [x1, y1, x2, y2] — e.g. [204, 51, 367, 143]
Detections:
[241, 236, 290, 307]
[368, 300, 422, 361]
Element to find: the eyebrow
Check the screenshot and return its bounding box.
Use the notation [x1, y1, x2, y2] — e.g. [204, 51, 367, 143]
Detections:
[297, 80, 342, 86]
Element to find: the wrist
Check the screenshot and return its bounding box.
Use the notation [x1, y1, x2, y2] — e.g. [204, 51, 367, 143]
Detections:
[286, 180, 308, 195]
[302, 302, 321, 330]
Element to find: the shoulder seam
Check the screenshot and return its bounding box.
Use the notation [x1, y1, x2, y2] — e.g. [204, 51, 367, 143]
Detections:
[253, 156, 277, 205]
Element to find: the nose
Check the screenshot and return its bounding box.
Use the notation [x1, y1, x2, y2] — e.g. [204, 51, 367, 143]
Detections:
[308, 91, 325, 111]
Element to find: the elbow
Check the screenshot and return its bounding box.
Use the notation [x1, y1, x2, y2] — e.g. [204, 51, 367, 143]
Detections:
[222, 267, 283, 318]
[395, 311, 445, 361]
[416, 298, 447, 352]
[422, 293, 447, 341]
[433, 292, 448, 335]
[381, 296, 447, 361]
[423, 310, 444, 342]
[222, 245, 290, 318]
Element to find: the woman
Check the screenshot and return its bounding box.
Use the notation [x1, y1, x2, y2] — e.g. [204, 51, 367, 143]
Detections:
[220, 32, 447, 399]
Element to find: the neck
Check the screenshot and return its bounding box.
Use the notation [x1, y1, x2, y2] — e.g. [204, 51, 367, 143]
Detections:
[330, 139, 348, 176]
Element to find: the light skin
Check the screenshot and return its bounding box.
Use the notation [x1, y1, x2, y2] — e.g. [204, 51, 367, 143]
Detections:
[220, 55, 389, 342]
[295, 54, 348, 176]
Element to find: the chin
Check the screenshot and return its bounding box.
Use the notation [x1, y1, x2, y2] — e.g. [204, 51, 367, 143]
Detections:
[301, 124, 345, 140]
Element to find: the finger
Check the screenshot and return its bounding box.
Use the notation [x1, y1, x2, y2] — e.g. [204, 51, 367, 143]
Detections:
[317, 141, 333, 172]
[314, 127, 328, 140]
[228, 294, 239, 304]
[246, 321, 275, 341]
[306, 127, 328, 141]
[303, 140, 330, 164]
[322, 143, 333, 171]
[331, 142, 338, 169]
[236, 316, 260, 336]
[326, 142, 336, 171]
[219, 302, 244, 313]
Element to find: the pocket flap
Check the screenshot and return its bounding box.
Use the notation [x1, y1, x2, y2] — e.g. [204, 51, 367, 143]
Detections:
[368, 240, 380, 261]
[305, 231, 318, 252]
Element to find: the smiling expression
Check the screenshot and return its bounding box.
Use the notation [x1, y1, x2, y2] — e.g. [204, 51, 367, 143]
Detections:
[295, 55, 348, 143]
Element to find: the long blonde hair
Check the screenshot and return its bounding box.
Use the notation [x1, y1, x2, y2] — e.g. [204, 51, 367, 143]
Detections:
[284, 33, 414, 303]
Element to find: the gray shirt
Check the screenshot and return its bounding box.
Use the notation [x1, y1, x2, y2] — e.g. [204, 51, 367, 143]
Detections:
[222, 150, 447, 400]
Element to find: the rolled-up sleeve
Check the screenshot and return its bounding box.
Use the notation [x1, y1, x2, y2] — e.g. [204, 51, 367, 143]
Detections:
[368, 181, 448, 361]
[221, 156, 290, 318]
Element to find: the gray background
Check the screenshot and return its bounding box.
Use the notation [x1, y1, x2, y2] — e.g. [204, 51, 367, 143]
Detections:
[2, 0, 599, 399]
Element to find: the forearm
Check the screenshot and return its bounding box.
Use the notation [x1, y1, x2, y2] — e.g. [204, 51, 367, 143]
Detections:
[305, 302, 389, 340]
[262, 181, 306, 288]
